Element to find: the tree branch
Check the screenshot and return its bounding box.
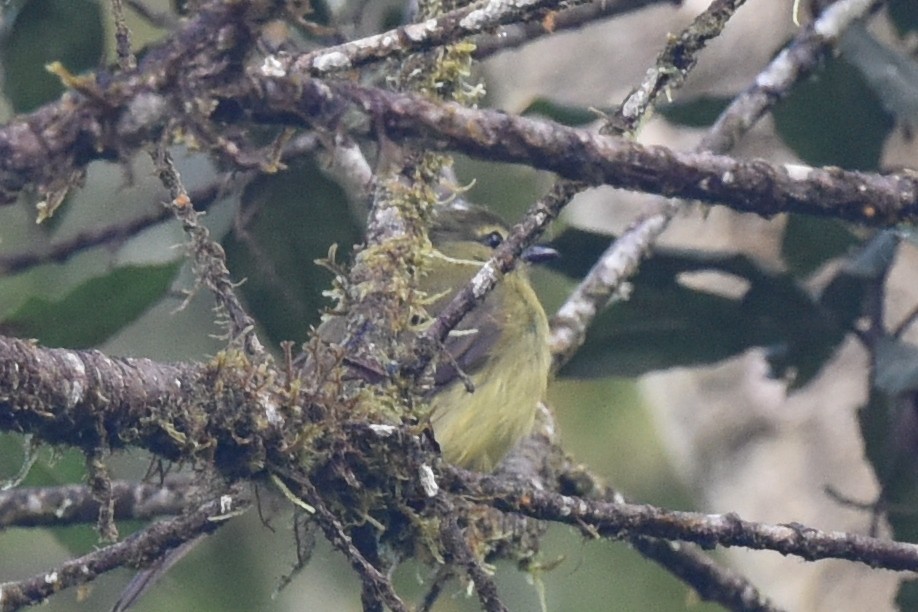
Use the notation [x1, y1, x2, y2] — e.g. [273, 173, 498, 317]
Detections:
[0, 490, 245, 611]
[0, 335, 283, 477]
[0, 478, 191, 528]
[473, 0, 680, 60]
[549, 0, 884, 364]
[288, 0, 597, 77]
[450, 469, 918, 572]
[255, 75, 914, 225]
[628, 535, 784, 612]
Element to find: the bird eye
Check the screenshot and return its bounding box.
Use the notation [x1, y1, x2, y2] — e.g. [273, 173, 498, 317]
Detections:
[481, 231, 504, 248]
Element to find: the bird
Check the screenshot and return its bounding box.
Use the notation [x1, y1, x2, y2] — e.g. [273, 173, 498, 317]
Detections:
[417, 203, 556, 471]
[111, 204, 556, 611]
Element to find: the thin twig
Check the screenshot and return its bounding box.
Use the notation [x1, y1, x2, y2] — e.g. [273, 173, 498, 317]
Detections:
[894, 301, 918, 339]
[607, 0, 750, 135]
[439, 511, 508, 612]
[0, 491, 246, 612]
[85, 448, 119, 543]
[153, 147, 265, 357]
[449, 468, 918, 572]
[110, 0, 138, 71]
[418, 566, 455, 612]
[287, 0, 596, 77]
[0, 132, 319, 277]
[548, 0, 884, 365]
[274, 471, 410, 612]
[700, 0, 884, 153]
[549, 210, 672, 367]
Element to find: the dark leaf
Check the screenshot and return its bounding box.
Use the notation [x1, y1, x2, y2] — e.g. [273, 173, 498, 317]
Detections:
[781, 215, 859, 278]
[559, 280, 749, 378]
[224, 159, 362, 346]
[2, 262, 180, 348]
[658, 96, 732, 128]
[858, 390, 918, 552]
[889, 0, 918, 36]
[773, 54, 893, 170]
[550, 227, 865, 385]
[0, 0, 104, 112]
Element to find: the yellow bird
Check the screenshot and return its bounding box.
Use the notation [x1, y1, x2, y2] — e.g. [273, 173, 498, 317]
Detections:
[420, 204, 556, 471]
[112, 205, 555, 611]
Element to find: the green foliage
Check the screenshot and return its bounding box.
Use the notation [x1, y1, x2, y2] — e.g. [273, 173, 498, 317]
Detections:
[521, 97, 603, 127]
[889, 0, 918, 36]
[772, 54, 893, 170]
[1, 262, 180, 348]
[0, 0, 104, 112]
[781, 215, 859, 278]
[658, 96, 731, 128]
[223, 159, 362, 346]
[548, 226, 869, 387]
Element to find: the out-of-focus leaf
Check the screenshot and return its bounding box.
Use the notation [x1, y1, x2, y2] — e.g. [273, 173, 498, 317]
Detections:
[858, 388, 918, 592]
[781, 216, 859, 278]
[859, 389, 918, 507]
[1, 262, 180, 348]
[0, 438, 99, 553]
[550, 227, 866, 385]
[658, 96, 731, 128]
[0, 0, 104, 112]
[874, 338, 918, 396]
[224, 159, 362, 346]
[548, 227, 767, 282]
[742, 273, 850, 388]
[842, 230, 900, 279]
[521, 97, 602, 127]
[840, 23, 918, 123]
[860, 374, 918, 606]
[889, 0, 918, 37]
[559, 280, 748, 378]
[773, 54, 893, 170]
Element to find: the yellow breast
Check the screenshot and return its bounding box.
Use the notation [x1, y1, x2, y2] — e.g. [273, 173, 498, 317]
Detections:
[427, 265, 550, 472]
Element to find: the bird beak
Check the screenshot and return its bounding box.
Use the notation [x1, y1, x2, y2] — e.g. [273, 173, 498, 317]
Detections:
[522, 244, 559, 264]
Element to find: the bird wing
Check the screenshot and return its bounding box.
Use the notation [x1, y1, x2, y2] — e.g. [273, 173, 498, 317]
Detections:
[431, 295, 502, 390]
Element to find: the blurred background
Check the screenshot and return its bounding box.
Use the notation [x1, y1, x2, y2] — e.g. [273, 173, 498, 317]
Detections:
[2, 0, 918, 610]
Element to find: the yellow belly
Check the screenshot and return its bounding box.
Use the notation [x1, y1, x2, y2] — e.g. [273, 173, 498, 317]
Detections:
[429, 279, 550, 472]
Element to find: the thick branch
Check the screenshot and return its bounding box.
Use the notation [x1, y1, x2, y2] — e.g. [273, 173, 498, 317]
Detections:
[0, 0, 280, 206]
[0, 337, 191, 454]
[628, 535, 783, 612]
[0, 0, 909, 227]
[0, 336, 281, 477]
[245, 75, 918, 225]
